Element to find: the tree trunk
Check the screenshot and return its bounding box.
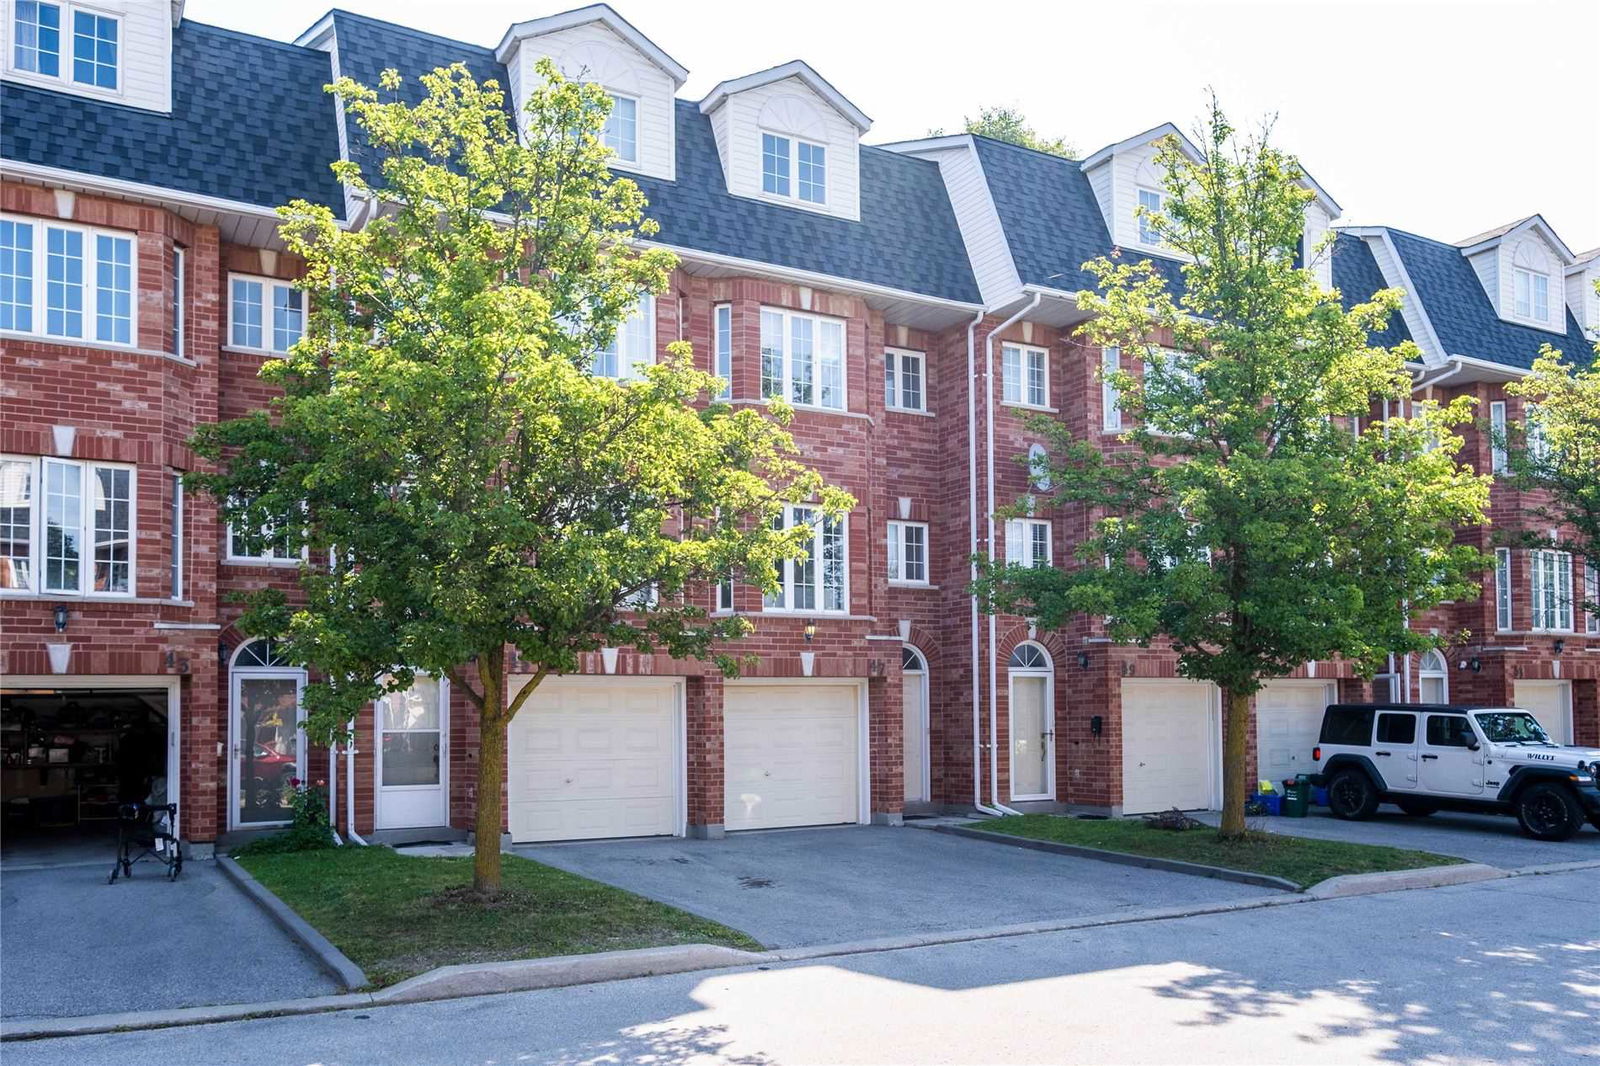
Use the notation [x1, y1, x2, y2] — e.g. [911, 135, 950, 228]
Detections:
[473, 650, 506, 894]
[1218, 686, 1251, 839]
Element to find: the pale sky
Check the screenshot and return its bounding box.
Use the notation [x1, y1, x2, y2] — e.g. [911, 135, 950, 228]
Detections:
[189, 0, 1600, 253]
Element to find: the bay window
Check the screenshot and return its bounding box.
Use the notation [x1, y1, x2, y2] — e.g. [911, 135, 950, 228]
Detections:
[760, 307, 845, 410]
[0, 455, 133, 596]
[884, 348, 925, 412]
[230, 274, 303, 354]
[1102, 346, 1122, 430]
[1489, 400, 1507, 473]
[1002, 344, 1048, 408]
[1494, 547, 1512, 631]
[887, 520, 928, 585]
[764, 504, 847, 612]
[0, 216, 134, 344]
[714, 303, 732, 398]
[1530, 548, 1572, 632]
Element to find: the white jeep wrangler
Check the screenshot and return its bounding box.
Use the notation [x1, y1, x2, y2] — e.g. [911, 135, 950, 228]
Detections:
[1310, 703, 1600, 841]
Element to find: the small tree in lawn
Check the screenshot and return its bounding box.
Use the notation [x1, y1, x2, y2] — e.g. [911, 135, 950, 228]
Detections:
[190, 63, 850, 893]
[974, 100, 1491, 838]
[1501, 319, 1600, 616]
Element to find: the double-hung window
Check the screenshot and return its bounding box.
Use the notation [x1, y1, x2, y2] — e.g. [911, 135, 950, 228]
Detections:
[602, 93, 637, 164]
[1101, 346, 1122, 431]
[229, 275, 303, 354]
[1488, 400, 1508, 473]
[1001, 344, 1048, 408]
[594, 294, 655, 380]
[886, 520, 929, 585]
[764, 504, 847, 613]
[12, 1, 60, 76]
[761, 133, 826, 205]
[11, 3, 116, 89]
[1137, 187, 1165, 246]
[1530, 548, 1572, 632]
[0, 455, 133, 596]
[760, 307, 845, 410]
[1524, 403, 1550, 462]
[1586, 561, 1599, 636]
[713, 303, 732, 398]
[1004, 518, 1052, 568]
[227, 499, 297, 564]
[1513, 268, 1549, 323]
[884, 348, 925, 412]
[1494, 547, 1513, 631]
[70, 8, 116, 89]
[0, 216, 135, 344]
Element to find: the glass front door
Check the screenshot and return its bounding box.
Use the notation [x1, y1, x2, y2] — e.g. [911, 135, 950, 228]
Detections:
[233, 674, 303, 826]
[376, 676, 447, 829]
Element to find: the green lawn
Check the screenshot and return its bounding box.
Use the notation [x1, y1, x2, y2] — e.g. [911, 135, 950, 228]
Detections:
[964, 815, 1463, 890]
[237, 846, 761, 987]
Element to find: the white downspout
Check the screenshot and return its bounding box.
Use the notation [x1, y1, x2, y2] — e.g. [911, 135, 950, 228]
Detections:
[327, 744, 343, 845]
[966, 307, 1003, 817]
[344, 718, 367, 845]
[985, 291, 1042, 816]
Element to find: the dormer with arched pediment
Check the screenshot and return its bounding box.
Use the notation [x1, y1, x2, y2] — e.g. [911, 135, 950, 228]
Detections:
[1457, 215, 1575, 336]
[493, 3, 687, 182]
[698, 60, 871, 223]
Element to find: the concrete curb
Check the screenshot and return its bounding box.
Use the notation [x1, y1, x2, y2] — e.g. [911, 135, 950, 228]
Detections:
[215, 856, 369, 991]
[1503, 858, 1600, 878]
[934, 824, 1304, 892]
[1304, 862, 1505, 899]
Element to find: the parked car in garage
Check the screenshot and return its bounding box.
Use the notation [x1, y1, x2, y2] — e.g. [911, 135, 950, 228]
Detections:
[1310, 703, 1600, 840]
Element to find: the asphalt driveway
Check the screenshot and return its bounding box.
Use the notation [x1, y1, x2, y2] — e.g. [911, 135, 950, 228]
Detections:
[518, 824, 1275, 948]
[1198, 806, 1600, 868]
[0, 859, 339, 1022]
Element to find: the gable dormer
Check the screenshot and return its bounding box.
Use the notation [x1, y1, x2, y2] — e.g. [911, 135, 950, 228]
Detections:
[1456, 215, 1575, 335]
[698, 60, 871, 222]
[1565, 248, 1599, 338]
[494, 3, 688, 182]
[1, 0, 179, 113]
[1080, 123, 1204, 262]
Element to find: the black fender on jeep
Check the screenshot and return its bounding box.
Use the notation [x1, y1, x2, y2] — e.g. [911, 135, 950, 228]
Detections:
[1495, 765, 1582, 804]
[1321, 754, 1388, 793]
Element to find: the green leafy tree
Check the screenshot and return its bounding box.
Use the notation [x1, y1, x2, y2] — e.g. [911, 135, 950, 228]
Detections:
[191, 62, 850, 893]
[1502, 321, 1600, 615]
[974, 101, 1491, 838]
[930, 104, 1076, 158]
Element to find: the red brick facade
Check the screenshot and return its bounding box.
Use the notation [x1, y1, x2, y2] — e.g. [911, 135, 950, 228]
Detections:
[2, 180, 1593, 846]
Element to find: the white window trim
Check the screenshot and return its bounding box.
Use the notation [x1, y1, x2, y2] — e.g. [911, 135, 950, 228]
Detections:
[1417, 650, 1448, 703]
[1004, 518, 1053, 568]
[1, 213, 138, 347]
[1488, 400, 1507, 474]
[1530, 548, 1573, 633]
[884, 347, 926, 413]
[225, 501, 306, 567]
[762, 504, 849, 615]
[886, 519, 930, 586]
[1101, 346, 1122, 431]
[1586, 560, 1600, 636]
[169, 472, 183, 601]
[227, 272, 304, 356]
[1001, 343, 1050, 410]
[601, 91, 640, 166]
[593, 292, 656, 381]
[759, 130, 828, 208]
[0, 453, 137, 598]
[1512, 266, 1550, 325]
[169, 245, 185, 359]
[6, 1, 123, 99]
[713, 302, 732, 399]
[1136, 186, 1166, 248]
[1494, 547, 1513, 632]
[759, 305, 847, 412]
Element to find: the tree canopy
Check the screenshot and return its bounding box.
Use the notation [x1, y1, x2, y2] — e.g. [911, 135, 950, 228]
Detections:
[931, 104, 1076, 158]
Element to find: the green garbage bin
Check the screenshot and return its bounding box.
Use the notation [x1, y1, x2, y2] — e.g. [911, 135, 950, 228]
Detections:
[1281, 775, 1310, 818]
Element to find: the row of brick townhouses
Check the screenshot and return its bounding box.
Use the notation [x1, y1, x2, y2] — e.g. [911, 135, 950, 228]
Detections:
[2, 1, 1596, 851]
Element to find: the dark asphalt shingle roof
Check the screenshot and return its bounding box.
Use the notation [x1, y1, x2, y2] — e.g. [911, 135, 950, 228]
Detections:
[327, 11, 980, 303]
[1, 21, 345, 216]
[971, 135, 1186, 298]
[1331, 232, 1413, 348]
[1386, 228, 1593, 370]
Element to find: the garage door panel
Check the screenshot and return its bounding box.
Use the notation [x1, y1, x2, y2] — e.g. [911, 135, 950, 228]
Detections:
[1515, 682, 1572, 744]
[1257, 683, 1333, 786]
[724, 685, 861, 832]
[1121, 681, 1216, 815]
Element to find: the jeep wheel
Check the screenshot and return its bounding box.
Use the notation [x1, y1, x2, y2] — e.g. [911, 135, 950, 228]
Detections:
[1327, 769, 1380, 821]
[1397, 799, 1436, 817]
[1515, 783, 1584, 841]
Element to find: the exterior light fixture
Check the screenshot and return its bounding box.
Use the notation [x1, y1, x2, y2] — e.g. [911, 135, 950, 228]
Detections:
[218, 641, 231, 666]
[53, 604, 69, 633]
[1076, 651, 1091, 670]
[1552, 639, 1565, 656]
[1468, 657, 1482, 673]
[803, 619, 817, 643]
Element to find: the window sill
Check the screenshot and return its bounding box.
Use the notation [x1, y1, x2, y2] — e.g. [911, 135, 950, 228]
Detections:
[888, 581, 938, 590]
[0, 591, 192, 606]
[1, 330, 196, 366]
[1002, 401, 1058, 414]
[885, 406, 935, 418]
[222, 345, 290, 359]
[758, 610, 875, 621]
[224, 557, 303, 568]
[732, 399, 872, 422]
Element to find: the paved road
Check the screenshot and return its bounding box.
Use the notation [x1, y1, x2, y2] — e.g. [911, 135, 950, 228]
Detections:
[9, 869, 1596, 1066]
[520, 824, 1273, 947]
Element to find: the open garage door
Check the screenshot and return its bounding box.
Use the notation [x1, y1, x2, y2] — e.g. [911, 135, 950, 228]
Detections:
[724, 682, 863, 831]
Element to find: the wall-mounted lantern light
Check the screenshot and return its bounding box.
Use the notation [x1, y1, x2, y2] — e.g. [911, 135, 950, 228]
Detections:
[52, 604, 69, 633]
[803, 619, 817, 643]
[1076, 651, 1091, 670]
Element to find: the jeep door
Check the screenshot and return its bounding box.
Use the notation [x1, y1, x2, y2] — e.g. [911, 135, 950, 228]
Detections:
[1373, 711, 1420, 790]
[1418, 714, 1485, 795]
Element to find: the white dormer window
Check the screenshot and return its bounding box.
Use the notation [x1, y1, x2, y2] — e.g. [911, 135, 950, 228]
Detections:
[602, 93, 638, 164]
[10, 3, 117, 90]
[12, 1, 60, 76]
[761, 133, 827, 205]
[70, 8, 117, 89]
[1137, 187, 1165, 246]
[1514, 267, 1549, 323]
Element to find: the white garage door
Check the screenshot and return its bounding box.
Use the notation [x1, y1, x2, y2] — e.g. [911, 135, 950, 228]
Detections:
[1256, 682, 1335, 788]
[1515, 681, 1573, 744]
[506, 677, 680, 843]
[1121, 680, 1217, 814]
[725, 683, 861, 831]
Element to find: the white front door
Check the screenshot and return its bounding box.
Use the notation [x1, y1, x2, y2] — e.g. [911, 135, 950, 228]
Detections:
[902, 657, 928, 804]
[1009, 675, 1052, 800]
[1256, 682, 1334, 787]
[506, 677, 681, 844]
[1121, 680, 1218, 814]
[375, 676, 448, 830]
[724, 682, 862, 831]
[1515, 681, 1573, 744]
[230, 672, 305, 828]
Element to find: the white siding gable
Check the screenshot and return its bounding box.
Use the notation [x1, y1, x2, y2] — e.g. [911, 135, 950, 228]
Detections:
[1, 0, 174, 113]
[1494, 228, 1566, 334]
[1568, 256, 1600, 337]
[887, 138, 1020, 304]
[504, 22, 678, 182]
[1095, 141, 1188, 260]
[1303, 202, 1334, 289]
[704, 75, 862, 222]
